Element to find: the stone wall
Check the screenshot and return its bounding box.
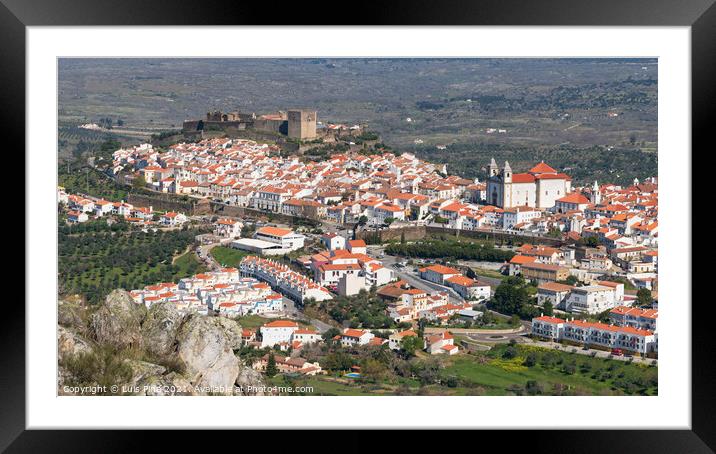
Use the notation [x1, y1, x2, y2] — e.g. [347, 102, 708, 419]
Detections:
[425, 226, 565, 247]
[208, 202, 319, 228]
[355, 225, 565, 247]
[127, 193, 196, 214]
[357, 225, 427, 243]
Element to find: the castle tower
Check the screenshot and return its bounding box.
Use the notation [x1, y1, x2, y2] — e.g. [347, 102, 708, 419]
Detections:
[591, 181, 602, 205]
[288, 110, 317, 140]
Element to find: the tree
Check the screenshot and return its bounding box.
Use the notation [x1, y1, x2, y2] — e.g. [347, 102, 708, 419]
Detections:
[581, 236, 599, 247]
[564, 275, 579, 286]
[492, 280, 530, 316]
[542, 301, 554, 316]
[361, 358, 388, 382]
[524, 352, 538, 367]
[400, 335, 424, 357]
[265, 352, 278, 377]
[525, 380, 544, 395]
[636, 288, 653, 306]
[358, 215, 368, 227]
[132, 174, 146, 190]
[384, 217, 396, 226]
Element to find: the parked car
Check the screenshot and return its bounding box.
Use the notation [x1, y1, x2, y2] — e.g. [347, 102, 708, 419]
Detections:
[611, 348, 624, 356]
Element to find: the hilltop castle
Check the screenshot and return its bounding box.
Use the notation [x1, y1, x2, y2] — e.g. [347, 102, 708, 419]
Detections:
[182, 109, 317, 141]
[486, 159, 572, 209]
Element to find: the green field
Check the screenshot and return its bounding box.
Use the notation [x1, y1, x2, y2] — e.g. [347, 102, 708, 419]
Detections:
[210, 246, 251, 268]
[441, 344, 657, 396]
[173, 250, 208, 276]
[262, 343, 657, 396]
[471, 267, 509, 282]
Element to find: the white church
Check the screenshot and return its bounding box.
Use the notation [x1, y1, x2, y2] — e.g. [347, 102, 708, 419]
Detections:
[486, 159, 572, 209]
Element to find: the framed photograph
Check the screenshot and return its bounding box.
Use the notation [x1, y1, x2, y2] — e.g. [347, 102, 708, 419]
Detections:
[7, 0, 713, 448]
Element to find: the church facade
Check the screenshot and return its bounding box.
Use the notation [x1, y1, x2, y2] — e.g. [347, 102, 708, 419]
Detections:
[486, 159, 572, 209]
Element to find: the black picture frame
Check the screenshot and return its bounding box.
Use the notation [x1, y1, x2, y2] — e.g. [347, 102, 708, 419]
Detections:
[5, 0, 713, 450]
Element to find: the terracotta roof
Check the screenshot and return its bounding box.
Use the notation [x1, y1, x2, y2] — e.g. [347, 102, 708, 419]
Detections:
[534, 315, 566, 324]
[538, 282, 573, 292]
[510, 255, 537, 265]
[421, 264, 460, 275]
[263, 320, 299, 328]
[529, 162, 557, 174]
[342, 329, 368, 338]
[256, 226, 293, 237]
[557, 192, 590, 204]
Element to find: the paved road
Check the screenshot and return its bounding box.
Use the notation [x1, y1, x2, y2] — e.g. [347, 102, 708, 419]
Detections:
[464, 330, 529, 344]
[196, 242, 221, 270]
[282, 297, 334, 333]
[379, 256, 466, 305]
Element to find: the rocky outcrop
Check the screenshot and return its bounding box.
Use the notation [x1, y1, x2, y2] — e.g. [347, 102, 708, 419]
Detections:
[61, 288, 266, 397]
[136, 372, 197, 396]
[58, 298, 89, 332]
[90, 290, 146, 349]
[234, 364, 267, 396]
[141, 302, 184, 357]
[57, 325, 92, 360]
[175, 315, 240, 395]
[213, 317, 243, 350]
[124, 359, 166, 389]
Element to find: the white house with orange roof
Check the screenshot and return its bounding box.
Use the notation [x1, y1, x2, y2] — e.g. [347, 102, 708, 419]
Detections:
[425, 331, 458, 355]
[554, 192, 591, 213]
[503, 205, 542, 230]
[214, 218, 243, 238]
[346, 239, 367, 254]
[536, 282, 573, 307]
[564, 285, 617, 314]
[67, 210, 89, 223]
[338, 328, 375, 347]
[321, 233, 346, 251]
[419, 264, 461, 285]
[364, 261, 393, 287]
[562, 319, 656, 354]
[252, 186, 293, 212]
[260, 320, 299, 347]
[160, 211, 187, 226]
[374, 202, 406, 223]
[445, 275, 491, 300]
[609, 306, 658, 331]
[93, 199, 114, 216]
[316, 262, 363, 287]
[254, 226, 305, 251]
[291, 328, 322, 347]
[508, 254, 537, 276]
[531, 315, 566, 340]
